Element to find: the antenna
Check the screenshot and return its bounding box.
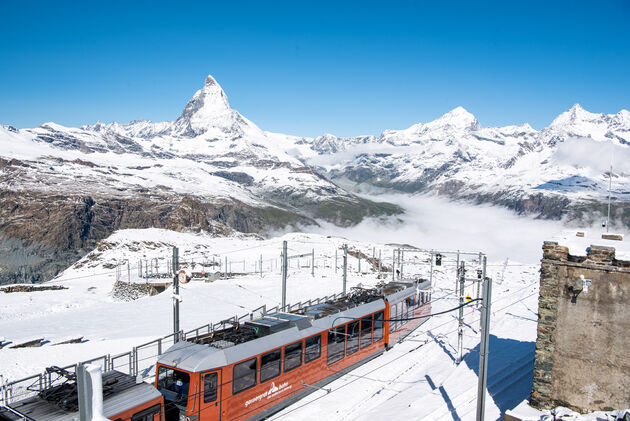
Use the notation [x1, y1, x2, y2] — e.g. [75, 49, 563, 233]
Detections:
[606, 156, 613, 233]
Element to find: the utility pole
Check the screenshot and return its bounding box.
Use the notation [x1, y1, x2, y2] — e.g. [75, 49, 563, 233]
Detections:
[457, 261, 465, 364]
[282, 241, 288, 310]
[607, 163, 612, 232]
[476, 275, 493, 421]
[311, 248, 315, 277]
[343, 244, 348, 295]
[172, 247, 180, 343]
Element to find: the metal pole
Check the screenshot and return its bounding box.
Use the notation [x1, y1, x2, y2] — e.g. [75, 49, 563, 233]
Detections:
[477, 254, 485, 307]
[312, 248, 315, 277]
[225, 256, 228, 276]
[127, 262, 131, 285]
[372, 247, 375, 270]
[476, 275, 493, 421]
[172, 247, 180, 343]
[457, 261, 465, 364]
[343, 244, 348, 294]
[455, 250, 460, 293]
[607, 163, 612, 232]
[392, 249, 395, 281]
[429, 251, 434, 286]
[358, 252, 361, 273]
[378, 250, 382, 273]
[260, 254, 263, 278]
[400, 249, 404, 279]
[335, 249, 338, 273]
[282, 241, 288, 310]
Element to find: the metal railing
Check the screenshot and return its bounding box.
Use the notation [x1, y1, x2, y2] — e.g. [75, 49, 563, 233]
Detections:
[0, 291, 348, 406]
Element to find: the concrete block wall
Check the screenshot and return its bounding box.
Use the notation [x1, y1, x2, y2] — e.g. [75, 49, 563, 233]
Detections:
[531, 241, 630, 412]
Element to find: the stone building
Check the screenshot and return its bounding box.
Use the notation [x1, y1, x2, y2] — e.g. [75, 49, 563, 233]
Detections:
[531, 233, 630, 412]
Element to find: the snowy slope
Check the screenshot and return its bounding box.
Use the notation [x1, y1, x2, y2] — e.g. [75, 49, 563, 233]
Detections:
[2, 227, 628, 420]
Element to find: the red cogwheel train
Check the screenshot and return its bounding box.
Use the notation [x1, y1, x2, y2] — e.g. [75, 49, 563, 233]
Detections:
[0, 279, 431, 421]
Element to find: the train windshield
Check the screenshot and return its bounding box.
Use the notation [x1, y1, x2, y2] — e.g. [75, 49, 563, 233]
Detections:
[157, 366, 190, 405]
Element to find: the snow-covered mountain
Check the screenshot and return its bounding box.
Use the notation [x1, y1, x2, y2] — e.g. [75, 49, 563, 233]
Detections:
[305, 104, 630, 225]
[0, 75, 399, 284]
[1, 73, 629, 284]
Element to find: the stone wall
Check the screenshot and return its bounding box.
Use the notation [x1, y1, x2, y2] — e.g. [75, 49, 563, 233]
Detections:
[531, 241, 630, 412]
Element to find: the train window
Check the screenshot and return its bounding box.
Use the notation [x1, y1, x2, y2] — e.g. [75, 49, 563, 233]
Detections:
[203, 372, 218, 403]
[157, 366, 190, 405]
[131, 404, 161, 421]
[284, 341, 303, 372]
[233, 358, 257, 394]
[346, 320, 360, 355]
[327, 325, 346, 365]
[359, 315, 372, 349]
[390, 304, 397, 333]
[373, 311, 384, 342]
[305, 334, 321, 363]
[261, 349, 281, 382]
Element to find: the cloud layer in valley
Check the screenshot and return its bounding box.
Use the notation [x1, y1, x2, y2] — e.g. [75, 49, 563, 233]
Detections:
[304, 193, 622, 264]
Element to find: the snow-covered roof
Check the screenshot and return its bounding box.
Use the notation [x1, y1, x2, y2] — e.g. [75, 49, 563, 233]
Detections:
[549, 230, 630, 261]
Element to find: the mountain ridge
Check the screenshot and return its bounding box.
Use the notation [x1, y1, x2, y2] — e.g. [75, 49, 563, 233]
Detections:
[1, 74, 630, 284]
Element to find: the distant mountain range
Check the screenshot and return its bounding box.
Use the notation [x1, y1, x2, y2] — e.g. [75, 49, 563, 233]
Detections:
[1, 74, 628, 283]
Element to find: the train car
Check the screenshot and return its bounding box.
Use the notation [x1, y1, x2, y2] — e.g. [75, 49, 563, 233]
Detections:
[0, 279, 431, 421]
[154, 278, 431, 421]
[0, 369, 165, 421]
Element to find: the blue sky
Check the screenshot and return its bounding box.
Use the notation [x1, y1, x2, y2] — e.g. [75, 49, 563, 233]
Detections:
[1, 0, 629, 137]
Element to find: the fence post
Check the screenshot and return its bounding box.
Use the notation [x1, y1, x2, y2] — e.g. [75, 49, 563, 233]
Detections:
[343, 244, 348, 295]
[282, 241, 288, 310]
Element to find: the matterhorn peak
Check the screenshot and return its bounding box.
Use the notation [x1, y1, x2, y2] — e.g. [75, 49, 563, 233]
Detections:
[172, 74, 236, 136]
[204, 74, 218, 87]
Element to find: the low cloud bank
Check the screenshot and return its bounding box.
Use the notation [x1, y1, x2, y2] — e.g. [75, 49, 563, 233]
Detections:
[553, 137, 630, 174]
[305, 193, 609, 264]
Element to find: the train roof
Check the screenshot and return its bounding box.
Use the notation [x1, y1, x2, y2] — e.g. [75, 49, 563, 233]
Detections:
[158, 279, 429, 373]
[0, 370, 161, 421]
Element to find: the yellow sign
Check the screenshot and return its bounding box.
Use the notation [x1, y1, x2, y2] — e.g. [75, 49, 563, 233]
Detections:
[465, 294, 472, 302]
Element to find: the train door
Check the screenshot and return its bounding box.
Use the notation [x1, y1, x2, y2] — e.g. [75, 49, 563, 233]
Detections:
[198, 369, 222, 420]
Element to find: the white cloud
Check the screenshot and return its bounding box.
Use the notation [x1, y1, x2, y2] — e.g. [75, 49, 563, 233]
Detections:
[304, 193, 617, 264]
[553, 137, 630, 174]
